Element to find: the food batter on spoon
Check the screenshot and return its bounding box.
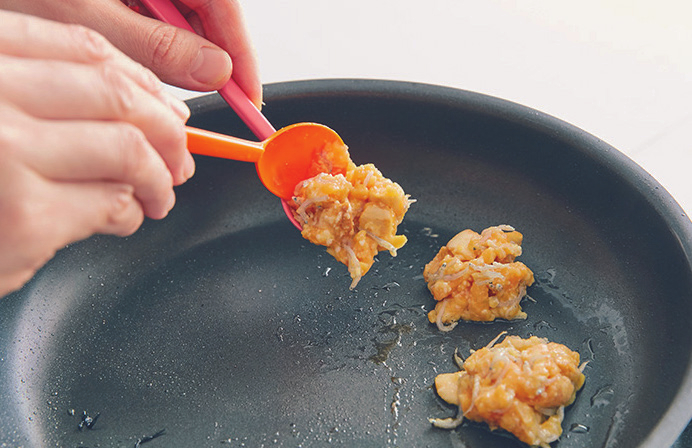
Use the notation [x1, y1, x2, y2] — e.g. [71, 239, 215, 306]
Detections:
[289, 143, 413, 289]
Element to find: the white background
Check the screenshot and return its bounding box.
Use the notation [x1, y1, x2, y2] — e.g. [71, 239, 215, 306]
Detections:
[171, 0, 692, 216]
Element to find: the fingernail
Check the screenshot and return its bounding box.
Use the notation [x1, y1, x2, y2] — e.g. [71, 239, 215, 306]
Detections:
[183, 151, 196, 180]
[191, 47, 231, 85]
[115, 186, 134, 213]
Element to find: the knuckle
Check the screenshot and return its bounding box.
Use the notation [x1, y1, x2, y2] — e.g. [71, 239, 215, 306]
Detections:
[136, 63, 164, 95]
[156, 123, 187, 178]
[106, 193, 144, 237]
[146, 23, 184, 70]
[68, 24, 113, 61]
[114, 124, 150, 179]
[164, 121, 187, 151]
[115, 124, 174, 198]
[99, 64, 137, 118]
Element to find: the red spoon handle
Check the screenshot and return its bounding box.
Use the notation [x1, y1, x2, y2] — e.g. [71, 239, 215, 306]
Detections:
[139, 0, 276, 140]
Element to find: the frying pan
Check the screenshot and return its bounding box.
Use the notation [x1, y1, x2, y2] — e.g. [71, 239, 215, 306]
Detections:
[1, 79, 691, 448]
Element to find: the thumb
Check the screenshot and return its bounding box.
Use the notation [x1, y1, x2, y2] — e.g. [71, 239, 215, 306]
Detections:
[99, 7, 233, 91]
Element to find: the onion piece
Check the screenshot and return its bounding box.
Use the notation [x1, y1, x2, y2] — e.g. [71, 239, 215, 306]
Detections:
[429, 412, 464, 429]
[366, 230, 398, 256]
[485, 331, 508, 350]
[463, 375, 481, 416]
[344, 244, 362, 290]
[453, 348, 465, 369]
[294, 195, 328, 223]
[435, 300, 458, 332]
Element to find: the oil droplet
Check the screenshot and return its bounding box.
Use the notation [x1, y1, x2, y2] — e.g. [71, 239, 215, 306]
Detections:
[538, 268, 559, 289]
[369, 339, 398, 365]
[533, 320, 557, 331]
[275, 326, 285, 342]
[583, 338, 596, 360]
[590, 385, 614, 407]
[421, 227, 439, 238]
[390, 388, 401, 419]
[380, 281, 400, 291]
[570, 423, 589, 433]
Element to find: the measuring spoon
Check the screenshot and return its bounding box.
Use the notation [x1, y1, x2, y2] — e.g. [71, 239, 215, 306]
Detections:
[186, 122, 348, 209]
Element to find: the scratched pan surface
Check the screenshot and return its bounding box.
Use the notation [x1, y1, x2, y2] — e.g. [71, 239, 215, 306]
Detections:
[1, 80, 692, 448]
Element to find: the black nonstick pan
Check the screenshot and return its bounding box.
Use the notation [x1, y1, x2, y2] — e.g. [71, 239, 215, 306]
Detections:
[1, 79, 691, 447]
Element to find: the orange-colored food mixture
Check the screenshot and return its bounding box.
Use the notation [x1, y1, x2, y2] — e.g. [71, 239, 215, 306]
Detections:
[425, 225, 534, 329]
[431, 333, 586, 448]
[305, 140, 352, 180]
[289, 146, 413, 289]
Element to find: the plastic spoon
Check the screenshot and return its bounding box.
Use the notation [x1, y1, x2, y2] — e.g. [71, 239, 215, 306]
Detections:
[186, 123, 348, 200]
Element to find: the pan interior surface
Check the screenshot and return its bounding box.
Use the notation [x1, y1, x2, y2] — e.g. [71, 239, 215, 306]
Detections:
[1, 80, 691, 448]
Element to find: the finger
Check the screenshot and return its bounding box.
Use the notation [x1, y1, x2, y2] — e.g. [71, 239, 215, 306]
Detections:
[0, 271, 35, 298]
[177, 0, 263, 107]
[85, 1, 233, 91]
[0, 55, 193, 185]
[0, 169, 143, 292]
[0, 9, 190, 121]
[45, 182, 146, 240]
[0, 167, 144, 250]
[19, 118, 176, 220]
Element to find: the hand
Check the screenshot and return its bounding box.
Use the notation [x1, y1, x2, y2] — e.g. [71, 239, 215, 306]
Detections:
[0, 11, 192, 297]
[0, 0, 262, 108]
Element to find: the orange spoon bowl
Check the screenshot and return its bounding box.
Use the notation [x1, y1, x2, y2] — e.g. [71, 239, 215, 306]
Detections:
[185, 123, 348, 201]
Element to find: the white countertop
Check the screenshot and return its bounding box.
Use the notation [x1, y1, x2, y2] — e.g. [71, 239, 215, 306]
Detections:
[170, 0, 692, 217]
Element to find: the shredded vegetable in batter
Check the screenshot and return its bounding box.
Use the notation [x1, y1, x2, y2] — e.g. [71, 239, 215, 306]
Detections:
[431, 332, 587, 448]
[425, 225, 535, 329]
[289, 145, 413, 289]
